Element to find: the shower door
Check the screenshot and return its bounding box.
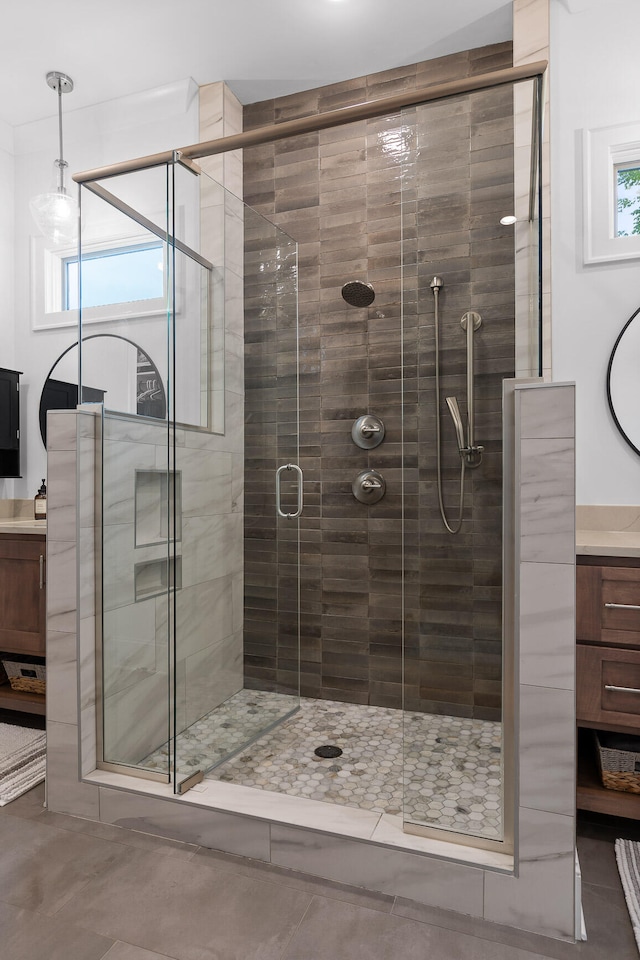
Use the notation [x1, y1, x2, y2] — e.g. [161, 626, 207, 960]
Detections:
[82, 160, 300, 788]
[170, 184, 301, 791]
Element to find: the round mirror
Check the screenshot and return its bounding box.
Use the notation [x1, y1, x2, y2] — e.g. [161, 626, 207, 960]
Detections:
[607, 306, 640, 456]
[40, 334, 166, 446]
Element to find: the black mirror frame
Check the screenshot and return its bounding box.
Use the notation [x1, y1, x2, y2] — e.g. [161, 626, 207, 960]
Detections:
[39, 333, 166, 447]
[606, 304, 640, 458]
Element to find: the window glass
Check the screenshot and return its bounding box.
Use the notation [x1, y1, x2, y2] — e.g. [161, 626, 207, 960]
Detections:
[616, 164, 640, 237]
[66, 242, 164, 310]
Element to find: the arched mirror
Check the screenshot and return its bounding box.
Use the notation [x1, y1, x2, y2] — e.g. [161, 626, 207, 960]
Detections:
[607, 306, 640, 457]
[40, 334, 166, 446]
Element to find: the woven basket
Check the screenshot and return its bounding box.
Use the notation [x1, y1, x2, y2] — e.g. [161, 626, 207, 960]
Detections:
[595, 730, 640, 794]
[1, 661, 46, 695]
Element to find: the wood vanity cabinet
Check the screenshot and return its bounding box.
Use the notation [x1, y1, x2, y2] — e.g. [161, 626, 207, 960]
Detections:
[0, 533, 46, 715]
[576, 554, 640, 818]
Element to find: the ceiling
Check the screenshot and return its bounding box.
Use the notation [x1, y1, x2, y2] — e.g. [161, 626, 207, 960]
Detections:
[3, 0, 512, 128]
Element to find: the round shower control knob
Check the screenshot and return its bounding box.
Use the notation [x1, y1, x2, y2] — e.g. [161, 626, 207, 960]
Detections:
[352, 469, 386, 504]
[351, 414, 385, 449]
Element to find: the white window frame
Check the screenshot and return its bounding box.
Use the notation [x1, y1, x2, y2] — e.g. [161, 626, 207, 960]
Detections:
[583, 121, 640, 264]
[31, 231, 168, 331]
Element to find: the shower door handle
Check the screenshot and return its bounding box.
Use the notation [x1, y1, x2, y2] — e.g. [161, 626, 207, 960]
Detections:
[276, 463, 304, 519]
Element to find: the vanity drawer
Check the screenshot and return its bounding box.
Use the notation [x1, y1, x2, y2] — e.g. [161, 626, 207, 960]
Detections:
[577, 563, 640, 646]
[577, 643, 640, 728]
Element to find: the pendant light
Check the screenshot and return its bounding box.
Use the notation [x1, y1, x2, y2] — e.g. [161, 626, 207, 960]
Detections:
[29, 71, 78, 246]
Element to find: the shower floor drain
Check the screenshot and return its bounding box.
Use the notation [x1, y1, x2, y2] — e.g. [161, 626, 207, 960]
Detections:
[314, 745, 342, 759]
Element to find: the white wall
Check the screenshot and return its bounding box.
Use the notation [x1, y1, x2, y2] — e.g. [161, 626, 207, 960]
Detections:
[0, 118, 16, 499]
[12, 78, 199, 497]
[551, 0, 640, 504]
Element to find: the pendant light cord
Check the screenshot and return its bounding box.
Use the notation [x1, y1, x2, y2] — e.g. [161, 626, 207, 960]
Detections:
[56, 80, 66, 193]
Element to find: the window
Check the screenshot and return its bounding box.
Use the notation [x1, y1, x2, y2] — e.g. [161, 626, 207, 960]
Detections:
[65, 241, 165, 310]
[615, 163, 640, 237]
[31, 232, 168, 331]
[583, 122, 640, 264]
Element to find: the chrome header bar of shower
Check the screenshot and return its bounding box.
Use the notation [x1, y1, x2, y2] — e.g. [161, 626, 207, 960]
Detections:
[72, 61, 547, 185]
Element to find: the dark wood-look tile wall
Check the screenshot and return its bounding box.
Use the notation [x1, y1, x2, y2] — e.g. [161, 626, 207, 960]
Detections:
[243, 42, 514, 720]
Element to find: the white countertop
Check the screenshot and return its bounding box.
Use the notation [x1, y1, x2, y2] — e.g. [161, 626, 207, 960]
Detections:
[576, 530, 640, 558]
[0, 519, 47, 535]
[576, 506, 640, 557]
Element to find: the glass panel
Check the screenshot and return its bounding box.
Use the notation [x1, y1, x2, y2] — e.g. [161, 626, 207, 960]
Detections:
[82, 158, 299, 786]
[401, 78, 541, 846]
[167, 167, 300, 790]
[79, 165, 172, 778]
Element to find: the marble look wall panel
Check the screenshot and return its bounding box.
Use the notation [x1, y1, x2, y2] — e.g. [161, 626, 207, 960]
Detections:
[47, 720, 100, 819]
[519, 384, 574, 439]
[518, 437, 575, 564]
[46, 631, 78, 725]
[270, 824, 485, 917]
[46, 409, 78, 450]
[484, 807, 575, 939]
[183, 630, 243, 729]
[79, 614, 98, 777]
[518, 684, 575, 817]
[45, 451, 77, 540]
[99, 786, 270, 860]
[519, 561, 574, 690]
[46, 539, 77, 634]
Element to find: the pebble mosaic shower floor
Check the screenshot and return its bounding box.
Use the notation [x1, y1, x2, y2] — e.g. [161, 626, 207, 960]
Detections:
[142, 690, 502, 841]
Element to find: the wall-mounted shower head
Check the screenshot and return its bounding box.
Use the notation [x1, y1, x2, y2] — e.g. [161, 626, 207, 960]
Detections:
[341, 280, 375, 308]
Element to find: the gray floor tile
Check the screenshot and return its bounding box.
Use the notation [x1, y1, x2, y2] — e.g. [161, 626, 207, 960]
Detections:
[0, 812, 134, 916]
[194, 845, 394, 914]
[103, 943, 181, 960]
[38, 809, 199, 861]
[392, 897, 579, 959]
[395, 878, 639, 960]
[55, 847, 313, 960]
[0, 781, 46, 820]
[577, 881, 638, 960]
[0, 898, 114, 960]
[282, 896, 553, 960]
[576, 835, 622, 890]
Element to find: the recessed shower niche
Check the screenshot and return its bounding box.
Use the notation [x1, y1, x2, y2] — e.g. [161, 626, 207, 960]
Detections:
[134, 469, 182, 548]
[134, 555, 183, 603]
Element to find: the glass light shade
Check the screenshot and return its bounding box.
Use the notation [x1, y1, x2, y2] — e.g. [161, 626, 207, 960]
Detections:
[29, 189, 78, 245]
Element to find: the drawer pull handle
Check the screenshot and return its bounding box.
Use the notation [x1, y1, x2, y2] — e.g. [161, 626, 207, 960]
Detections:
[604, 684, 640, 695]
[604, 603, 640, 611]
[39, 555, 44, 590]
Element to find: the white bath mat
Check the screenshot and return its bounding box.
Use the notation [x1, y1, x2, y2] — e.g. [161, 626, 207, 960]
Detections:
[0, 722, 46, 806]
[616, 838, 640, 952]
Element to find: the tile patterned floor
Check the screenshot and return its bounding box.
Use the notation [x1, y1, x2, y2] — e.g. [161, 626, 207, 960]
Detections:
[143, 691, 502, 841]
[1, 781, 636, 960]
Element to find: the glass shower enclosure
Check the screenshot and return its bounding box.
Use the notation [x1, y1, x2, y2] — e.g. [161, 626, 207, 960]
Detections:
[79, 159, 300, 794]
[77, 69, 542, 851]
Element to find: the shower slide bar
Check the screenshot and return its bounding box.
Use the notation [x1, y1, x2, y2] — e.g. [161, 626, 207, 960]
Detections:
[72, 61, 547, 185]
[432, 277, 483, 535]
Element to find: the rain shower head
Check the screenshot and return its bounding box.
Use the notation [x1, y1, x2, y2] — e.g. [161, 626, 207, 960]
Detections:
[341, 280, 375, 308]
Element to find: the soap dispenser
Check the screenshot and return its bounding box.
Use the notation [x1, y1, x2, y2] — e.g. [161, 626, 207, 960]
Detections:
[34, 479, 47, 520]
